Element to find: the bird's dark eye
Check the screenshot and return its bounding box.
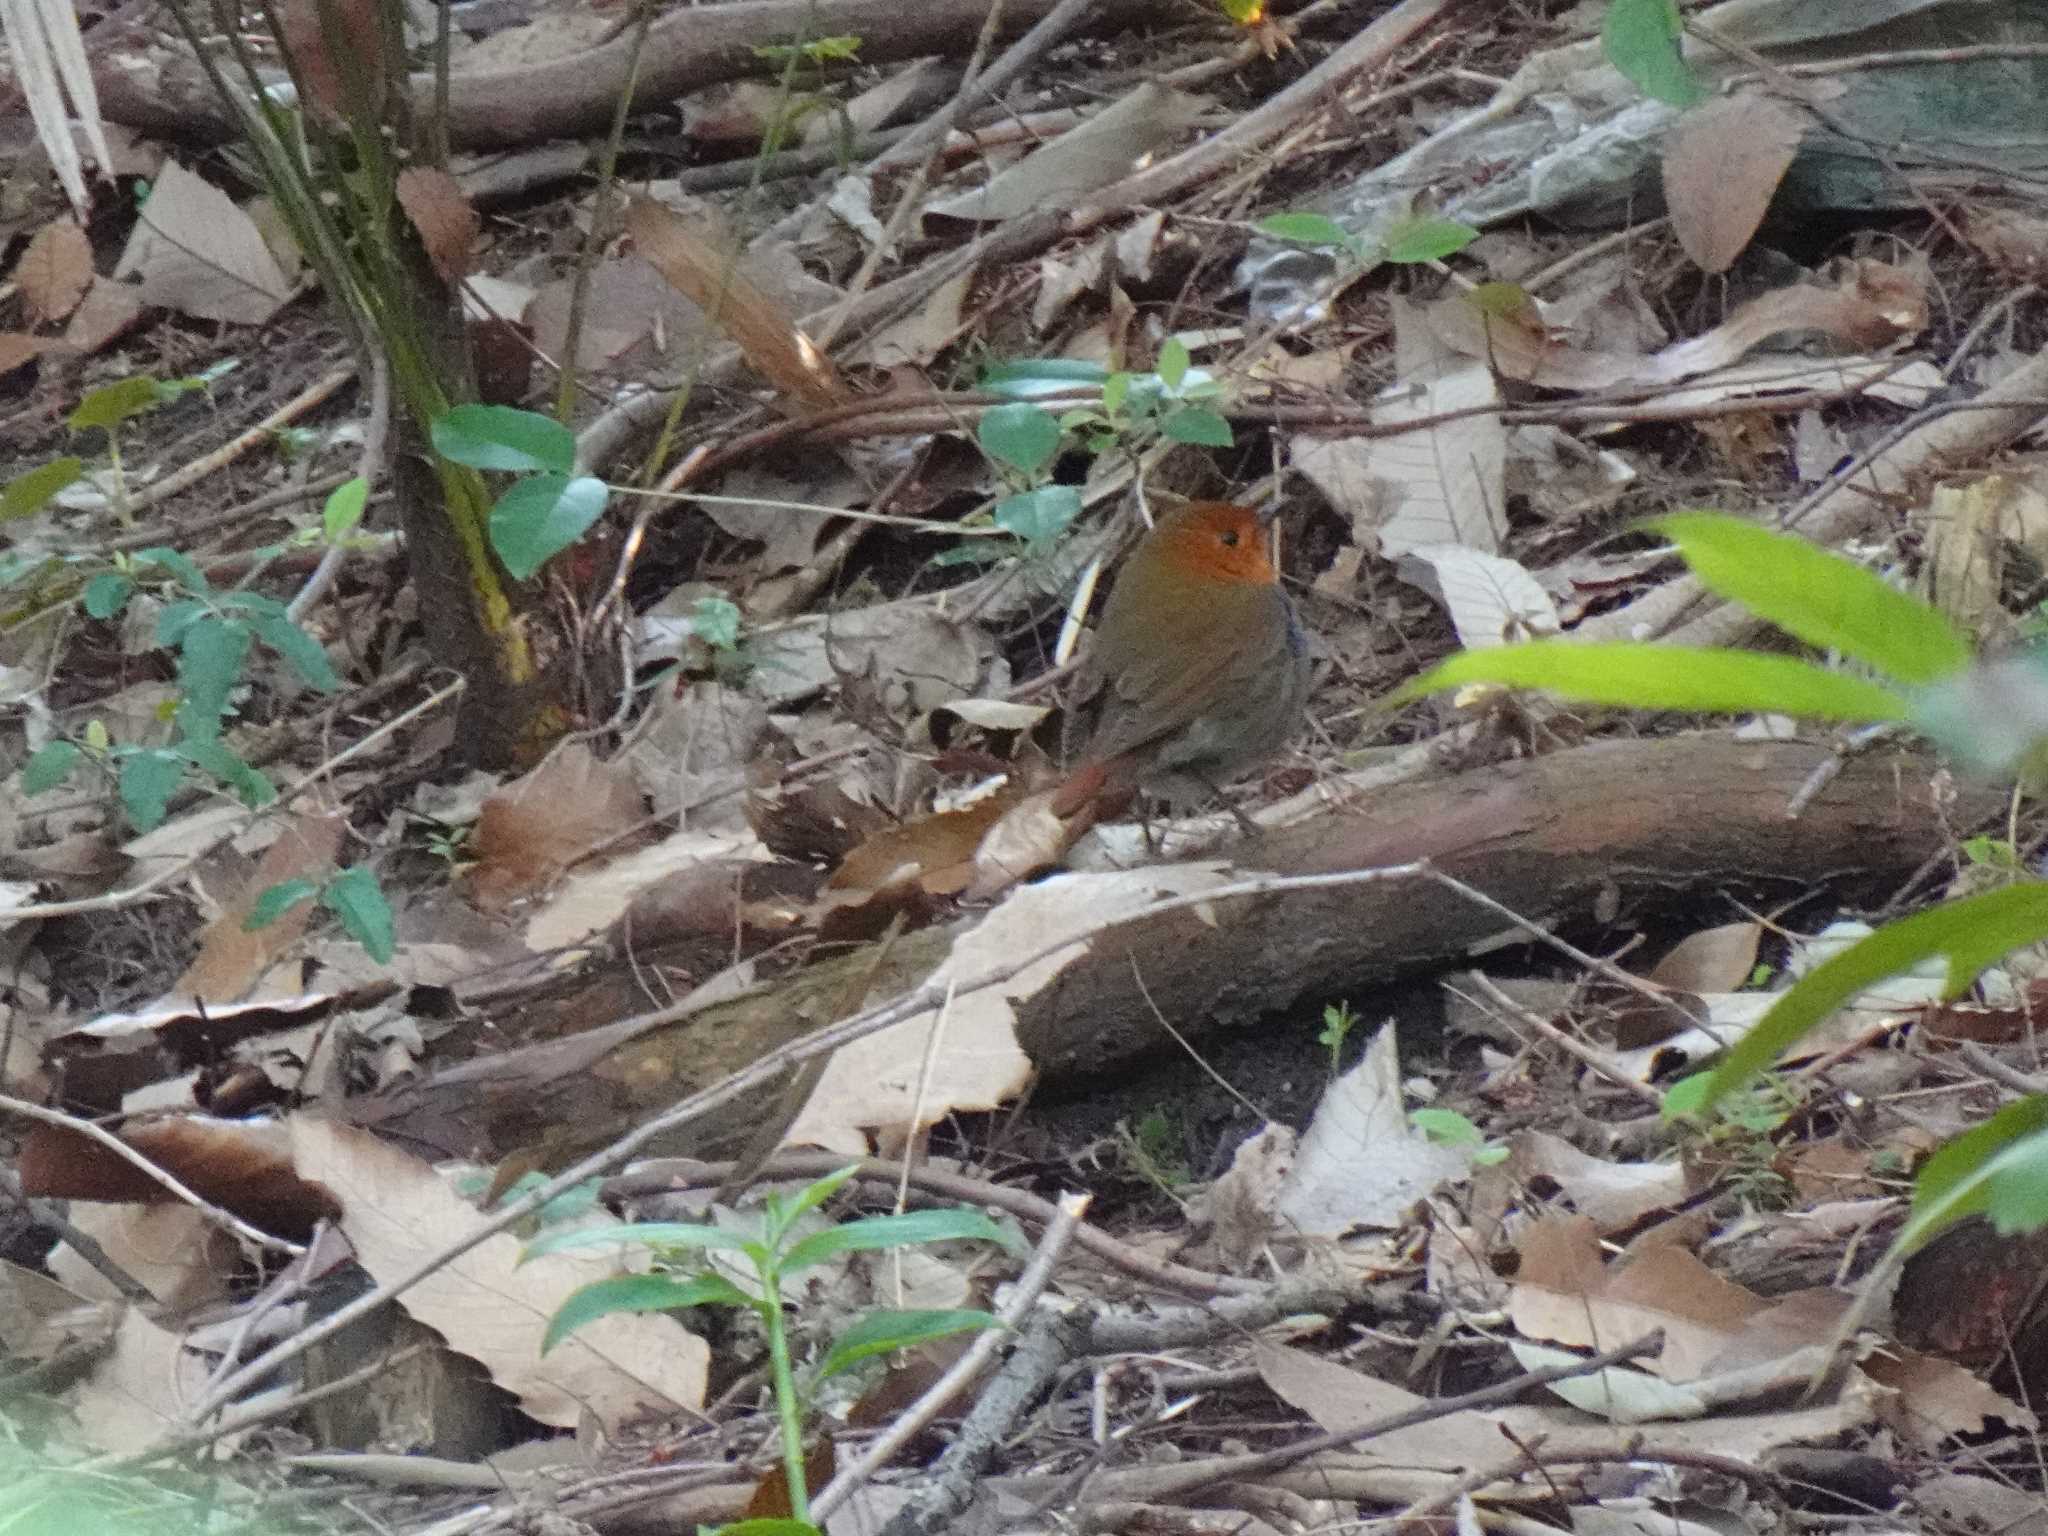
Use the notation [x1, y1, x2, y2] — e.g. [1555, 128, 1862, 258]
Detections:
[1220, 529, 1240, 547]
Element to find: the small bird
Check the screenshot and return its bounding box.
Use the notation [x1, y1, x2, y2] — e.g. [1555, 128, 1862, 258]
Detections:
[1051, 500, 1312, 823]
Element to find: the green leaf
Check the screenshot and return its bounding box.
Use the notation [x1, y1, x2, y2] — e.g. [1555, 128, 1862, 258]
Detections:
[132, 545, 210, 595]
[781, 1163, 865, 1226]
[1102, 372, 1131, 417]
[1651, 513, 1971, 685]
[1, 457, 83, 521]
[1698, 883, 2048, 1111]
[155, 597, 210, 648]
[1161, 406, 1233, 447]
[541, 1272, 753, 1354]
[522, 1220, 758, 1262]
[248, 610, 341, 692]
[431, 405, 577, 474]
[979, 358, 1110, 398]
[1382, 215, 1482, 264]
[178, 737, 276, 808]
[1410, 1107, 1485, 1147]
[321, 866, 395, 964]
[82, 572, 134, 620]
[21, 740, 82, 795]
[716, 1522, 824, 1536]
[1898, 1098, 2048, 1254]
[69, 376, 163, 434]
[489, 473, 610, 581]
[1602, 0, 1703, 107]
[1661, 1072, 1713, 1119]
[1390, 640, 1911, 723]
[780, 1208, 1008, 1273]
[691, 595, 742, 651]
[1156, 337, 1190, 391]
[993, 486, 1081, 545]
[323, 475, 369, 541]
[246, 879, 319, 931]
[1257, 211, 1349, 247]
[978, 402, 1063, 477]
[816, 1308, 999, 1383]
[176, 615, 252, 734]
[1218, 0, 1264, 24]
[118, 749, 185, 832]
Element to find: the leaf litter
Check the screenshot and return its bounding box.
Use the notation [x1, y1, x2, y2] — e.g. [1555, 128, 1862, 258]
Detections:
[9, 0, 2048, 1531]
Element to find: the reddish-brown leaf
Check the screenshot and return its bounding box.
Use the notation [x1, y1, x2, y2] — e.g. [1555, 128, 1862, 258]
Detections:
[1662, 92, 1806, 274]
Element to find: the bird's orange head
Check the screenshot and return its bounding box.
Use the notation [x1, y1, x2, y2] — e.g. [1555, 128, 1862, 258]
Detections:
[1133, 501, 1277, 589]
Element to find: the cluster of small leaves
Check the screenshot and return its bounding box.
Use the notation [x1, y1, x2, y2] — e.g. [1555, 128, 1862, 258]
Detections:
[1410, 1107, 1508, 1167]
[526, 1164, 1012, 1531]
[24, 544, 337, 831]
[1396, 511, 2048, 1252]
[244, 866, 395, 964]
[1318, 999, 1361, 1074]
[430, 405, 611, 581]
[962, 339, 1236, 564]
[2, 368, 236, 531]
[1255, 209, 1482, 269]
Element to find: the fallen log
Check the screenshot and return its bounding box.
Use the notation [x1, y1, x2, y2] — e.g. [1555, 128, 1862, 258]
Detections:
[94, 0, 1186, 150]
[345, 733, 1996, 1165]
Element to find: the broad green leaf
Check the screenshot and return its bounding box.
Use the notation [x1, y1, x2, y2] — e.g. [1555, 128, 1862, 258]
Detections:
[691, 595, 742, 651]
[1382, 215, 1481, 264]
[1410, 1107, 1485, 1147]
[246, 879, 319, 931]
[1652, 514, 1971, 685]
[132, 545, 209, 595]
[1697, 882, 2048, 1110]
[979, 359, 1109, 398]
[118, 749, 185, 831]
[1161, 406, 1233, 447]
[717, 1523, 824, 1536]
[1156, 337, 1190, 391]
[176, 616, 252, 733]
[1257, 211, 1349, 247]
[816, 1308, 999, 1383]
[82, 572, 134, 620]
[431, 404, 577, 474]
[978, 403, 1062, 477]
[21, 741, 81, 795]
[1, 457, 83, 521]
[69, 376, 163, 434]
[489, 473, 609, 581]
[321, 866, 395, 963]
[323, 475, 368, 541]
[522, 1220, 757, 1262]
[1391, 640, 1910, 723]
[1103, 372, 1132, 416]
[781, 1208, 1008, 1273]
[1218, 0, 1264, 24]
[993, 486, 1081, 545]
[540, 1272, 751, 1354]
[1897, 1097, 2048, 1254]
[248, 610, 341, 692]
[155, 597, 210, 648]
[1602, 0, 1703, 106]
[179, 737, 276, 808]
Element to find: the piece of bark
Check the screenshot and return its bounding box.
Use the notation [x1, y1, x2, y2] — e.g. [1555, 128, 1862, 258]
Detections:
[343, 734, 1995, 1167]
[94, 0, 1186, 150]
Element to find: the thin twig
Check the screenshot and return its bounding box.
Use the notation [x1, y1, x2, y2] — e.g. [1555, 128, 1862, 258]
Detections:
[810, 1191, 1088, 1523]
[1459, 971, 1666, 1108]
[289, 346, 391, 622]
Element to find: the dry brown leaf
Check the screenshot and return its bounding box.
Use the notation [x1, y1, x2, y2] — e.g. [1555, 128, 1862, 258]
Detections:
[15, 217, 94, 325]
[395, 166, 478, 285]
[290, 1115, 707, 1429]
[62, 280, 146, 353]
[44, 1203, 238, 1310]
[521, 824, 772, 951]
[20, 1117, 337, 1237]
[275, 0, 386, 123]
[1662, 93, 1805, 274]
[1646, 921, 1763, 995]
[0, 332, 66, 375]
[626, 194, 847, 410]
[173, 809, 344, 1004]
[1253, 1340, 1510, 1469]
[67, 1306, 208, 1453]
[469, 743, 647, 909]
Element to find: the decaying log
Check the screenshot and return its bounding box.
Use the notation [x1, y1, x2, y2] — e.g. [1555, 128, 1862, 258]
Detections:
[347, 734, 1995, 1166]
[95, 0, 1185, 150]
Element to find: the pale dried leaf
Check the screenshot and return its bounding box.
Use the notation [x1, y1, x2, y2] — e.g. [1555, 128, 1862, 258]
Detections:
[45, 1203, 236, 1310]
[111, 160, 293, 325]
[291, 1116, 706, 1428]
[1662, 93, 1805, 274]
[1273, 1024, 1471, 1234]
[1398, 546, 1559, 648]
[67, 1306, 206, 1453]
[62, 279, 146, 353]
[469, 743, 647, 910]
[523, 824, 769, 951]
[1255, 1340, 1511, 1468]
[1646, 921, 1762, 994]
